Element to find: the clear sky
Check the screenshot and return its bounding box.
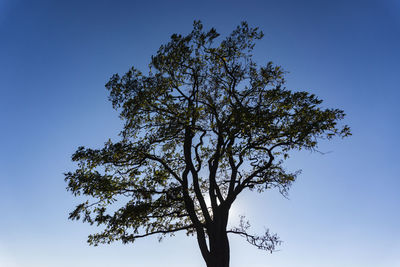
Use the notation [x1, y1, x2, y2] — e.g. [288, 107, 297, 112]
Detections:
[0, 0, 399, 266]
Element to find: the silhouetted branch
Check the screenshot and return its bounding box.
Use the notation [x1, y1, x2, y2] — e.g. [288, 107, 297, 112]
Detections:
[227, 216, 281, 253]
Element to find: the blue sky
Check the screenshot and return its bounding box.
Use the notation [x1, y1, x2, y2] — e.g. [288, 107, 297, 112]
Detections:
[0, 0, 399, 266]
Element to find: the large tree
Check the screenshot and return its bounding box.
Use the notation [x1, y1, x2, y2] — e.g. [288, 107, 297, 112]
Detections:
[65, 21, 350, 267]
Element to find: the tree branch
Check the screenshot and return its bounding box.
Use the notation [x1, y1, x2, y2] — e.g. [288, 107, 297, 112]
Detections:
[128, 225, 194, 239]
[227, 215, 281, 253]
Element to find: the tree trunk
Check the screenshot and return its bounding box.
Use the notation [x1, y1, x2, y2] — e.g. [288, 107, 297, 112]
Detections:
[207, 231, 230, 267]
[206, 210, 230, 267]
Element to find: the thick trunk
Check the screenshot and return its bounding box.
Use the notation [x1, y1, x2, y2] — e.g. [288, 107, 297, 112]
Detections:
[206, 210, 230, 267]
[207, 231, 230, 267]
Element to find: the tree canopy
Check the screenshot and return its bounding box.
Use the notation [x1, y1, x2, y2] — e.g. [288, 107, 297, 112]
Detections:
[65, 21, 350, 267]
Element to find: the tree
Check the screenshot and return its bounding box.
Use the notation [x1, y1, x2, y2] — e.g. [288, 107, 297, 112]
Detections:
[65, 21, 351, 267]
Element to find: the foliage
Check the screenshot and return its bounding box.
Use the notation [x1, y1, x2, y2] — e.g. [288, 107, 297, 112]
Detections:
[65, 21, 350, 267]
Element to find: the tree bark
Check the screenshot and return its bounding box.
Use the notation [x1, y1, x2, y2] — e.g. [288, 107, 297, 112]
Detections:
[207, 210, 230, 267]
[207, 234, 230, 267]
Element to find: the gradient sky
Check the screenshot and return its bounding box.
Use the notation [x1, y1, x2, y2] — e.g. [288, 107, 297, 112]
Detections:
[0, 0, 399, 266]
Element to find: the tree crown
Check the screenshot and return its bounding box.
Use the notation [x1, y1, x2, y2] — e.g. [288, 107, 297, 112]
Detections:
[65, 21, 350, 251]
